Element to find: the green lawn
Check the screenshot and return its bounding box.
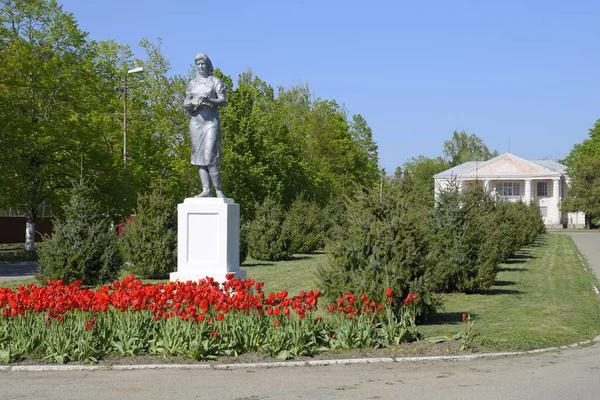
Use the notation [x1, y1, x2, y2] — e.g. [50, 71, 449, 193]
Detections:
[241, 252, 328, 295]
[2, 233, 599, 352]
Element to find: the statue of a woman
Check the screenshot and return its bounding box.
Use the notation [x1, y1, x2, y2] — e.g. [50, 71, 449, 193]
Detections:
[184, 53, 226, 198]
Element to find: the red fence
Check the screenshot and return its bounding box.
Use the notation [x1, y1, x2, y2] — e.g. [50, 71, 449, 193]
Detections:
[0, 217, 54, 244]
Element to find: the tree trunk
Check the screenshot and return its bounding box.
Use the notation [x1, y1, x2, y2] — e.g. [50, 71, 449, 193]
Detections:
[25, 212, 36, 252]
[585, 214, 592, 229]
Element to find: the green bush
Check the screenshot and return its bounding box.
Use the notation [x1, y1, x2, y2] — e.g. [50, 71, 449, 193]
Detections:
[248, 196, 292, 261]
[282, 195, 326, 254]
[239, 219, 249, 265]
[317, 187, 439, 319]
[119, 183, 177, 279]
[37, 183, 122, 286]
[428, 183, 500, 293]
[322, 195, 348, 242]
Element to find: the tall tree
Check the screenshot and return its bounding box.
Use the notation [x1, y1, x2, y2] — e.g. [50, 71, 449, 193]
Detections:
[561, 119, 600, 227]
[443, 130, 498, 167]
[0, 0, 109, 250]
[349, 113, 379, 184]
[126, 38, 192, 206]
[393, 156, 449, 209]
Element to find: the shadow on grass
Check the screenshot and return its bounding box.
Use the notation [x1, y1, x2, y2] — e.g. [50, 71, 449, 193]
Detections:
[288, 255, 312, 261]
[481, 288, 524, 295]
[504, 252, 534, 265]
[242, 261, 275, 268]
[425, 312, 480, 326]
[498, 266, 527, 272]
[527, 238, 548, 248]
[494, 280, 517, 287]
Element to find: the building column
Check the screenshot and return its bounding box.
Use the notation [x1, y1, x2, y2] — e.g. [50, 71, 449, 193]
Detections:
[552, 178, 560, 225]
[524, 179, 532, 203]
[484, 179, 490, 192]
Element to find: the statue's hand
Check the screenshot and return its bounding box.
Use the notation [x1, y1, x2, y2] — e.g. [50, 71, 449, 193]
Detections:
[196, 96, 214, 108]
[184, 100, 195, 111]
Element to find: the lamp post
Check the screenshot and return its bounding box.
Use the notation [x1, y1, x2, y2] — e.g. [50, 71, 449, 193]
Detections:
[123, 66, 144, 165]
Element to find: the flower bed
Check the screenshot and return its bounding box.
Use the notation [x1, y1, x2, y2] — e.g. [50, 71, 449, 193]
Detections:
[0, 274, 419, 364]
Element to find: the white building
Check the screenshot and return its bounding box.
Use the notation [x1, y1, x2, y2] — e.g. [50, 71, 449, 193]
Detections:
[433, 153, 586, 228]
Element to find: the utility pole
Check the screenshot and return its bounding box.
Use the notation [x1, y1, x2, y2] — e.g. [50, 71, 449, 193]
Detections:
[122, 67, 144, 165]
[123, 73, 127, 165]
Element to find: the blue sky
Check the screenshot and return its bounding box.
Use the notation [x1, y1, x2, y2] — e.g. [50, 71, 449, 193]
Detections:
[59, 0, 600, 173]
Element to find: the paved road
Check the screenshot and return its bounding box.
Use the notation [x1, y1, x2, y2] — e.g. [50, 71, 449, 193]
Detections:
[568, 232, 600, 282]
[0, 261, 37, 282]
[1, 344, 600, 400]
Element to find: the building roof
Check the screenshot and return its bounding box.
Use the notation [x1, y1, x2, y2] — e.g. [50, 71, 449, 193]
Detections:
[434, 153, 567, 179]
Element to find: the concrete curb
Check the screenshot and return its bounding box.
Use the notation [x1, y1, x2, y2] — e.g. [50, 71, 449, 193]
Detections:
[3, 335, 599, 372]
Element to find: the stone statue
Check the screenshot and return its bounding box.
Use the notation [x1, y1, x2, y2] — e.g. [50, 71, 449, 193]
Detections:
[184, 53, 226, 198]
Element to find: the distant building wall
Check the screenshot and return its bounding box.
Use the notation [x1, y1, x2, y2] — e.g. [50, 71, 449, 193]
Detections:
[0, 217, 53, 243]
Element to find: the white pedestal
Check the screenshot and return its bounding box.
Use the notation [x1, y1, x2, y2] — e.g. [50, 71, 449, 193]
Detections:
[170, 197, 245, 283]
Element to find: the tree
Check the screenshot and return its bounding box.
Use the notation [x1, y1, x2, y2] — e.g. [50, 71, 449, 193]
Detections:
[317, 187, 439, 319]
[0, 0, 119, 250]
[427, 182, 501, 293]
[219, 72, 308, 219]
[247, 196, 292, 261]
[348, 114, 379, 184]
[561, 119, 600, 227]
[119, 180, 177, 279]
[126, 38, 193, 205]
[393, 156, 449, 209]
[36, 181, 122, 285]
[561, 154, 600, 227]
[442, 130, 498, 167]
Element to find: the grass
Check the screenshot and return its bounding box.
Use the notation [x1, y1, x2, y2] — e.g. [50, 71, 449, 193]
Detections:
[2, 233, 599, 352]
[241, 252, 328, 295]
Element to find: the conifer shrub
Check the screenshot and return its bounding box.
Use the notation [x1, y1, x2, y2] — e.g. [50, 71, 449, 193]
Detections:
[322, 195, 348, 242]
[493, 200, 524, 262]
[37, 182, 122, 286]
[119, 183, 177, 279]
[281, 195, 326, 254]
[317, 187, 439, 319]
[239, 219, 249, 265]
[248, 196, 292, 261]
[427, 183, 500, 293]
[525, 201, 546, 240]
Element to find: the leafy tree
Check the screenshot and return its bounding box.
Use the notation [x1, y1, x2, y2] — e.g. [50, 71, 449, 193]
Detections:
[561, 154, 600, 227]
[119, 181, 177, 279]
[36, 181, 122, 285]
[126, 38, 194, 205]
[443, 130, 498, 167]
[393, 156, 449, 209]
[219, 72, 308, 220]
[0, 0, 110, 250]
[562, 119, 600, 227]
[348, 113, 379, 184]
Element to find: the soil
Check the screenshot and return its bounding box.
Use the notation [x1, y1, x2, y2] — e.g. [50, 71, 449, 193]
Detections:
[10, 340, 483, 367]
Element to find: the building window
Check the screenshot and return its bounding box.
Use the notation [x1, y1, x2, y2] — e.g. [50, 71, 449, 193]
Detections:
[539, 206, 547, 218]
[496, 182, 521, 197]
[537, 182, 547, 196]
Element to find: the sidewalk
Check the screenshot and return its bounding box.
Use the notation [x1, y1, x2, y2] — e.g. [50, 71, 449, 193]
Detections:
[567, 232, 600, 283]
[0, 261, 37, 282]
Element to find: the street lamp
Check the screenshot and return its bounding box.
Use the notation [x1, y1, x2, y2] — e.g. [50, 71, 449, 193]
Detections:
[123, 66, 144, 165]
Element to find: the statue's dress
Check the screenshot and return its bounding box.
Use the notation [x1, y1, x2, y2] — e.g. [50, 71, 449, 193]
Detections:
[185, 75, 225, 167]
